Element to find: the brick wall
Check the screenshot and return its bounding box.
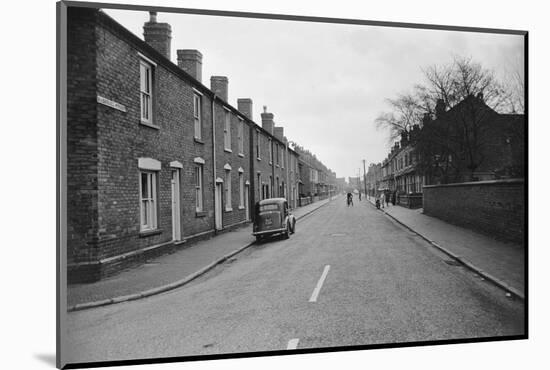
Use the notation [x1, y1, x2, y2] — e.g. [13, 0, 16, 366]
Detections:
[66, 8, 304, 282]
[423, 179, 524, 244]
[93, 13, 219, 263]
[67, 8, 100, 269]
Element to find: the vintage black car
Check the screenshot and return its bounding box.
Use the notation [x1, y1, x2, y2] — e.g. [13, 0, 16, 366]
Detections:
[252, 198, 296, 241]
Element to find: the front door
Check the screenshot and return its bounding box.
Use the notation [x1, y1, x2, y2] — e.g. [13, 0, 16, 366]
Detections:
[215, 182, 223, 230]
[171, 169, 181, 241]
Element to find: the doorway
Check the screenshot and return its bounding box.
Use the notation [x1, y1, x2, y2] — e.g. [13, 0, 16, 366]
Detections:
[171, 169, 181, 241]
[215, 181, 223, 230]
[244, 184, 250, 221]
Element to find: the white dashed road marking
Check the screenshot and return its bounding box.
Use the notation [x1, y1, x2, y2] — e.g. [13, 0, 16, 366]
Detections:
[287, 338, 300, 349]
[309, 265, 330, 302]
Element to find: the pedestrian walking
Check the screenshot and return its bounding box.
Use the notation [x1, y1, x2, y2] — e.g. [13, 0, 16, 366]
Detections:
[347, 192, 354, 207]
[385, 191, 390, 207]
[359, 192, 362, 201]
[380, 192, 385, 209]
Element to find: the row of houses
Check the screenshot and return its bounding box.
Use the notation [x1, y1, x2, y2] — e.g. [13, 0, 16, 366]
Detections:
[365, 94, 525, 208]
[66, 8, 337, 283]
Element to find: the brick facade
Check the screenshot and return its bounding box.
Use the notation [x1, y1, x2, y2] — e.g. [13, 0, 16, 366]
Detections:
[66, 8, 334, 282]
[67, 8, 254, 282]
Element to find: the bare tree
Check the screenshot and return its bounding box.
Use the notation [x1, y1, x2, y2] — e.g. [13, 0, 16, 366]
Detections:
[377, 56, 512, 182]
[375, 93, 427, 142]
[501, 56, 525, 114]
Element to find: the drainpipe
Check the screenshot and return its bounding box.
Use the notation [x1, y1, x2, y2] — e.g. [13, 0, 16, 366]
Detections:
[285, 143, 289, 205]
[211, 95, 218, 232]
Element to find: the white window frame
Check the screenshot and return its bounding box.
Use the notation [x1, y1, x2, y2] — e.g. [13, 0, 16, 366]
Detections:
[225, 169, 232, 211]
[238, 119, 244, 156]
[140, 59, 153, 125]
[195, 164, 204, 212]
[275, 144, 280, 166]
[193, 94, 202, 140]
[139, 171, 158, 232]
[224, 109, 232, 152]
[239, 171, 245, 208]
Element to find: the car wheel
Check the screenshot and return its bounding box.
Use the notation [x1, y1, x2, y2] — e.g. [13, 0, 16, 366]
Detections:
[292, 220, 296, 234]
[283, 224, 290, 239]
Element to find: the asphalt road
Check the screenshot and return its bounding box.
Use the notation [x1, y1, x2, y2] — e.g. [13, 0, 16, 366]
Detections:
[66, 198, 525, 364]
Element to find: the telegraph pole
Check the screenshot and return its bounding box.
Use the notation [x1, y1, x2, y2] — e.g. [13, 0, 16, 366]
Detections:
[363, 159, 368, 199]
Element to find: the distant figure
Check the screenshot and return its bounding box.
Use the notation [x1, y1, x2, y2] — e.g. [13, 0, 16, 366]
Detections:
[359, 192, 362, 201]
[380, 192, 385, 209]
[347, 192, 354, 207]
[385, 191, 390, 207]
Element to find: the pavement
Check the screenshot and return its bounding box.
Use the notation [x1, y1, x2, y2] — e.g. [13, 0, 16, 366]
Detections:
[67, 196, 335, 311]
[364, 195, 525, 299]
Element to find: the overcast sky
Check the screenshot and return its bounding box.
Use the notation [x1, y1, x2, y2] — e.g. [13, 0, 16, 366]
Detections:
[104, 8, 523, 179]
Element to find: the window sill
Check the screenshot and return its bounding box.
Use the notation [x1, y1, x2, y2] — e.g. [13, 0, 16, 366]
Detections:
[238, 206, 245, 210]
[195, 211, 207, 218]
[224, 148, 233, 153]
[238, 153, 245, 158]
[257, 157, 261, 161]
[194, 137, 205, 144]
[225, 207, 233, 212]
[139, 228, 162, 237]
[140, 121, 160, 130]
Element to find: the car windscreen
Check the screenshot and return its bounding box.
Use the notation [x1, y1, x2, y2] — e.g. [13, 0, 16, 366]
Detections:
[259, 204, 279, 212]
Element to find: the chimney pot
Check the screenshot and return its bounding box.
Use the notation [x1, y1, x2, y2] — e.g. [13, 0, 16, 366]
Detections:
[149, 11, 157, 23]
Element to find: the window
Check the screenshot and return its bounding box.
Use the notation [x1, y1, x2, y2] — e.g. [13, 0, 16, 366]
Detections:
[268, 138, 273, 164]
[238, 119, 244, 155]
[276, 144, 280, 166]
[139, 171, 157, 231]
[224, 110, 231, 151]
[195, 165, 203, 212]
[193, 94, 202, 139]
[282, 148, 285, 168]
[225, 170, 232, 211]
[239, 172, 244, 208]
[256, 131, 261, 160]
[140, 60, 153, 124]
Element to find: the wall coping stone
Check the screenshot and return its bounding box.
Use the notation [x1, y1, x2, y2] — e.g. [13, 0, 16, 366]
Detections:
[423, 178, 524, 189]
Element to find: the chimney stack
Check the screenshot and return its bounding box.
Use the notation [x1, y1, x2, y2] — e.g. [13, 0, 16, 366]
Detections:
[177, 50, 203, 82]
[261, 106, 274, 135]
[435, 99, 446, 119]
[143, 12, 172, 60]
[210, 76, 228, 101]
[274, 127, 284, 142]
[237, 98, 253, 120]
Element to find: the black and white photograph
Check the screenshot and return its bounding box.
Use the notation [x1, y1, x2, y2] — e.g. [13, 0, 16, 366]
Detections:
[52, 0, 533, 368]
